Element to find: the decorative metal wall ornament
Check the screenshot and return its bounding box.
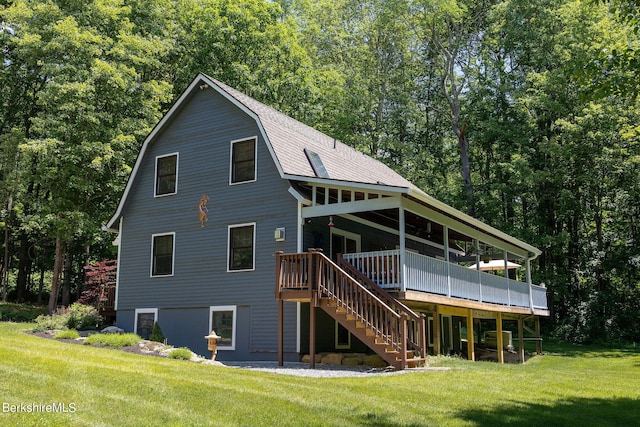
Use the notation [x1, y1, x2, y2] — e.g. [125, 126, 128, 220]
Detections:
[198, 195, 209, 228]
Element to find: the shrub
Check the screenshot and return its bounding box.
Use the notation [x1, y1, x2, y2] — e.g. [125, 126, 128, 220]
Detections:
[32, 313, 68, 333]
[168, 347, 193, 360]
[84, 333, 141, 348]
[66, 303, 101, 330]
[54, 329, 80, 340]
[31, 303, 101, 332]
[149, 322, 165, 343]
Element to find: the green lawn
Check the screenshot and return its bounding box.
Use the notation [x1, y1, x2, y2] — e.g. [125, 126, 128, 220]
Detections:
[0, 322, 638, 426]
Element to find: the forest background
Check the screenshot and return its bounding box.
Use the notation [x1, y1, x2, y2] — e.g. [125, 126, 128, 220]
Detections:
[1, 0, 638, 344]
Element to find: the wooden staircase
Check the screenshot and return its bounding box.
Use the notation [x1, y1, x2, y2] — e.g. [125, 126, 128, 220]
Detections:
[275, 249, 426, 370]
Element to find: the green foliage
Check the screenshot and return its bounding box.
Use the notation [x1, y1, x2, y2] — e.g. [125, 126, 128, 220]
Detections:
[54, 329, 80, 340]
[0, 303, 48, 322]
[168, 347, 193, 360]
[148, 322, 165, 343]
[31, 303, 100, 332]
[83, 333, 141, 348]
[65, 303, 100, 330]
[32, 313, 68, 333]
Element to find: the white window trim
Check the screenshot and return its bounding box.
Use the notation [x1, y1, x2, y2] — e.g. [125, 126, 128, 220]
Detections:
[209, 305, 237, 350]
[330, 227, 362, 256]
[227, 223, 256, 272]
[154, 152, 179, 197]
[134, 308, 158, 337]
[150, 232, 176, 277]
[335, 321, 351, 349]
[228, 137, 257, 185]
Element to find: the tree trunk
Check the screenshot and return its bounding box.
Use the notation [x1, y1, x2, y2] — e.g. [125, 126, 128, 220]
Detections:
[1, 195, 10, 302]
[37, 266, 45, 306]
[15, 232, 32, 302]
[48, 236, 66, 314]
[458, 123, 474, 216]
[61, 249, 74, 307]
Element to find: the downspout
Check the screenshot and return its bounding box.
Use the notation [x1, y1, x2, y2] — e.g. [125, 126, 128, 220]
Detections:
[399, 204, 406, 292]
[296, 201, 303, 354]
[114, 218, 123, 312]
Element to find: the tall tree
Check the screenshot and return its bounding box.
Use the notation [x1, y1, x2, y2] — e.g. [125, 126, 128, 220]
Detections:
[2, 0, 172, 311]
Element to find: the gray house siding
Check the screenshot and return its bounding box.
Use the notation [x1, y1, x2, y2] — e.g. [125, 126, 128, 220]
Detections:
[115, 88, 299, 360]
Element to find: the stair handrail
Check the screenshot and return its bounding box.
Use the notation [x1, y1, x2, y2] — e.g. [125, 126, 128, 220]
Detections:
[337, 255, 426, 359]
[276, 250, 417, 366]
[313, 251, 404, 349]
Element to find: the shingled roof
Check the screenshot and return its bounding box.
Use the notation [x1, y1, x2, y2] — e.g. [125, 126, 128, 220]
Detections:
[205, 75, 421, 191]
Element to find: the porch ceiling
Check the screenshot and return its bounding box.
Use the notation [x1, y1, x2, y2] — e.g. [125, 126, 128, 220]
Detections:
[352, 209, 470, 248]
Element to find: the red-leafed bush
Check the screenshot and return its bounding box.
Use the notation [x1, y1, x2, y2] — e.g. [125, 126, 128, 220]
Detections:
[78, 260, 117, 306]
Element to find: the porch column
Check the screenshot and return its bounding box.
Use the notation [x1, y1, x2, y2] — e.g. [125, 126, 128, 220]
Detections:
[433, 306, 441, 355]
[496, 312, 504, 364]
[518, 316, 525, 364]
[309, 301, 316, 368]
[505, 252, 511, 306]
[526, 258, 534, 310]
[466, 309, 475, 361]
[278, 298, 284, 366]
[444, 226, 451, 298]
[535, 316, 542, 355]
[475, 239, 482, 302]
[399, 205, 406, 292]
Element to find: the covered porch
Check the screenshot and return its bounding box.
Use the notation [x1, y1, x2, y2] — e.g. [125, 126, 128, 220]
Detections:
[287, 180, 549, 363]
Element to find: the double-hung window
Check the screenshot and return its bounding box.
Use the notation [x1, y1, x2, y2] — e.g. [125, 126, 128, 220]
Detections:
[155, 153, 178, 196]
[151, 233, 175, 276]
[228, 223, 255, 271]
[230, 138, 256, 184]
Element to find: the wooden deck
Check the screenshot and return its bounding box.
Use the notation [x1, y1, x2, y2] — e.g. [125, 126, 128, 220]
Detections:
[276, 250, 545, 365]
[275, 250, 426, 370]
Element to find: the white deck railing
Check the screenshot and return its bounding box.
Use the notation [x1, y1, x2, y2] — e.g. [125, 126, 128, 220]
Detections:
[342, 250, 548, 311]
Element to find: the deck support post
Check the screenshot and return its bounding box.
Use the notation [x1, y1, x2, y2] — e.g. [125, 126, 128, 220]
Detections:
[518, 315, 525, 364]
[535, 316, 542, 355]
[309, 298, 316, 369]
[466, 309, 475, 361]
[496, 312, 504, 364]
[278, 298, 284, 366]
[433, 306, 441, 356]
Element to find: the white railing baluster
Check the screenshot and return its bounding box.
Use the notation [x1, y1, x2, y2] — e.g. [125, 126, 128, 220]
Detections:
[341, 250, 547, 310]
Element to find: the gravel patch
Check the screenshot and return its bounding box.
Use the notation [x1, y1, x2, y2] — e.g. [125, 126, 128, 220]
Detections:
[220, 361, 449, 378]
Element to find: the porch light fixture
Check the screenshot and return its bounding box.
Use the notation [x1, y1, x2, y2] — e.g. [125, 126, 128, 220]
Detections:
[328, 216, 334, 227]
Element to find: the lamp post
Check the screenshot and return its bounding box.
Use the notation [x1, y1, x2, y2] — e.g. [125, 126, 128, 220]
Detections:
[204, 330, 221, 360]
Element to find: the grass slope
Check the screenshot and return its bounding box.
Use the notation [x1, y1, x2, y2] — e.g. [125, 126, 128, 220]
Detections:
[0, 322, 638, 426]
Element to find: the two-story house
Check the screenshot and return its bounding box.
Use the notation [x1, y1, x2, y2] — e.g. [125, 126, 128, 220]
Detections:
[105, 73, 549, 369]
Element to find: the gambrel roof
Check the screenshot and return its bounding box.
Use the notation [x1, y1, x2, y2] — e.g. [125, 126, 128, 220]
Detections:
[209, 77, 418, 190]
[105, 73, 540, 258]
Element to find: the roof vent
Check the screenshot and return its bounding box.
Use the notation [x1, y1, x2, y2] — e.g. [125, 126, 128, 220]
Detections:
[304, 148, 330, 178]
